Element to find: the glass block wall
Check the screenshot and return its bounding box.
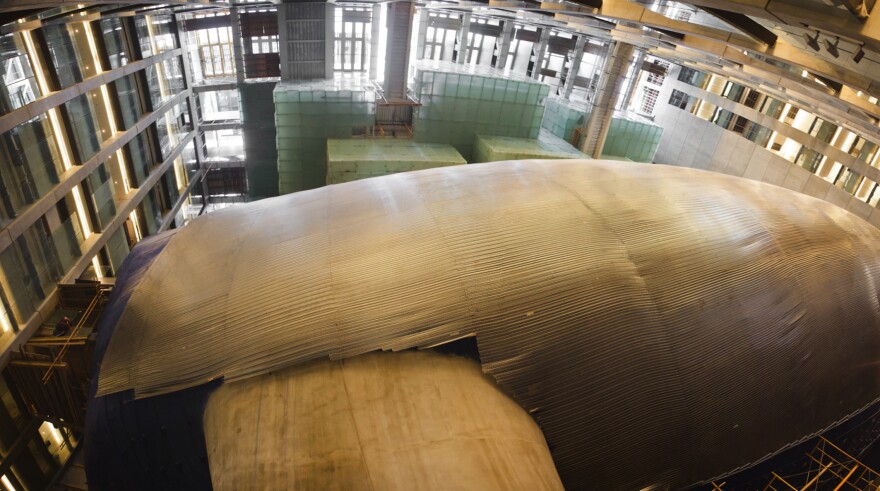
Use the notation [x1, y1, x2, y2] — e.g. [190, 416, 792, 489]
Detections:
[603, 115, 664, 163]
[241, 82, 279, 200]
[412, 67, 550, 161]
[275, 78, 376, 194]
[327, 139, 466, 184]
[541, 98, 664, 163]
[472, 131, 585, 163]
[542, 98, 588, 144]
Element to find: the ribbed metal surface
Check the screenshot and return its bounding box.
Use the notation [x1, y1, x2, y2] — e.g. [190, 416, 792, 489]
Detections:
[97, 160, 880, 489]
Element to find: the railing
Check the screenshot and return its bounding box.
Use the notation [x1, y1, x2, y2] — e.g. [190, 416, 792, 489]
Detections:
[41, 288, 103, 384]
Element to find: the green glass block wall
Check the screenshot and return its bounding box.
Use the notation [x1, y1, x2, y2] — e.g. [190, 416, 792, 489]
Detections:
[327, 139, 466, 184]
[240, 82, 279, 201]
[275, 78, 376, 195]
[602, 115, 663, 163]
[542, 98, 588, 144]
[541, 97, 663, 163]
[472, 131, 585, 163]
[412, 67, 549, 161]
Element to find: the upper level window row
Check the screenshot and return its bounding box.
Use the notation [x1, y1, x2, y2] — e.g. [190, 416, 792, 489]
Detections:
[0, 14, 179, 118]
[668, 89, 880, 209]
[674, 66, 880, 169]
[0, 32, 41, 114]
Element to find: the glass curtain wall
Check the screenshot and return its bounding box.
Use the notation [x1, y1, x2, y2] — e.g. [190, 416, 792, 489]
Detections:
[0, 33, 41, 114]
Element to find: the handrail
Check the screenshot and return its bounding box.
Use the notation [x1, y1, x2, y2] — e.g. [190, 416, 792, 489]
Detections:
[41, 288, 102, 384]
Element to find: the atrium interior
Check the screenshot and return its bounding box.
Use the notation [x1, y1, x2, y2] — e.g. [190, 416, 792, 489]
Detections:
[0, 0, 878, 489]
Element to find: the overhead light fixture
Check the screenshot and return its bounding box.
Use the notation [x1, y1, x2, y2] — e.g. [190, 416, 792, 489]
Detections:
[825, 36, 840, 58]
[803, 31, 820, 51]
[854, 43, 866, 63]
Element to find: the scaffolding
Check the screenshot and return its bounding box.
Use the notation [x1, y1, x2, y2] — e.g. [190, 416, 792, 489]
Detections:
[6, 282, 110, 430]
[714, 436, 880, 491]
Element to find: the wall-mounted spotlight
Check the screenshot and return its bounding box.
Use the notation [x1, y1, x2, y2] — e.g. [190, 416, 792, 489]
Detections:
[854, 43, 866, 63]
[803, 31, 820, 51]
[825, 36, 840, 58]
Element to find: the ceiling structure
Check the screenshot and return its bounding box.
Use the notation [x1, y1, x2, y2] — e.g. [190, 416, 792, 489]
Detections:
[4, 0, 875, 150]
[425, 0, 880, 145]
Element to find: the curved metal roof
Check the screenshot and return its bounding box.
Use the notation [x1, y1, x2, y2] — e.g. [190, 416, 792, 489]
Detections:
[97, 160, 880, 489]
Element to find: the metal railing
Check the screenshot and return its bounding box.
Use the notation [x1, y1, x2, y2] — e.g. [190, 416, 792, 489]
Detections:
[41, 288, 103, 384]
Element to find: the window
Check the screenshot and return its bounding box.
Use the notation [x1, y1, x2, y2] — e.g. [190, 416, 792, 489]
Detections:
[742, 89, 760, 108]
[836, 168, 862, 193]
[250, 35, 279, 54]
[640, 87, 660, 115]
[818, 161, 843, 184]
[646, 61, 670, 86]
[668, 89, 689, 109]
[856, 178, 876, 202]
[197, 27, 235, 77]
[677, 66, 707, 88]
[759, 97, 784, 119]
[425, 13, 460, 62]
[334, 7, 370, 72]
[848, 136, 879, 163]
[795, 147, 823, 173]
[807, 117, 836, 144]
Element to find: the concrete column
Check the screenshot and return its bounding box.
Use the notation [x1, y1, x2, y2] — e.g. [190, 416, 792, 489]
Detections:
[277, 4, 288, 79]
[455, 13, 471, 64]
[324, 4, 334, 79]
[530, 28, 551, 79]
[621, 49, 645, 111]
[369, 4, 382, 79]
[383, 1, 415, 101]
[579, 41, 635, 158]
[414, 6, 428, 60]
[229, 7, 246, 82]
[204, 351, 564, 490]
[493, 20, 514, 69]
[562, 35, 586, 100]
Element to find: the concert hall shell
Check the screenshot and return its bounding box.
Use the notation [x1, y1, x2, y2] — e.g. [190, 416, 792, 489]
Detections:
[86, 160, 880, 490]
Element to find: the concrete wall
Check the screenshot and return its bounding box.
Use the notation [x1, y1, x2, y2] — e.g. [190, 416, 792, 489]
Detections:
[653, 66, 880, 228]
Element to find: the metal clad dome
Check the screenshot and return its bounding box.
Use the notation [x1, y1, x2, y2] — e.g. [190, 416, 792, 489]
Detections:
[95, 160, 880, 489]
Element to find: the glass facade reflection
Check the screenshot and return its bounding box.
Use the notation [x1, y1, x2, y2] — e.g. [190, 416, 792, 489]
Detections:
[63, 92, 105, 163]
[144, 56, 185, 109]
[156, 101, 189, 159]
[113, 74, 142, 130]
[0, 114, 64, 224]
[86, 163, 117, 230]
[99, 17, 129, 69]
[0, 9, 205, 489]
[135, 15, 178, 59]
[126, 129, 156, 187]
[42, 24, 87, 89]
[0, 33, 40, 115]
[0, 214, 77, 326]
